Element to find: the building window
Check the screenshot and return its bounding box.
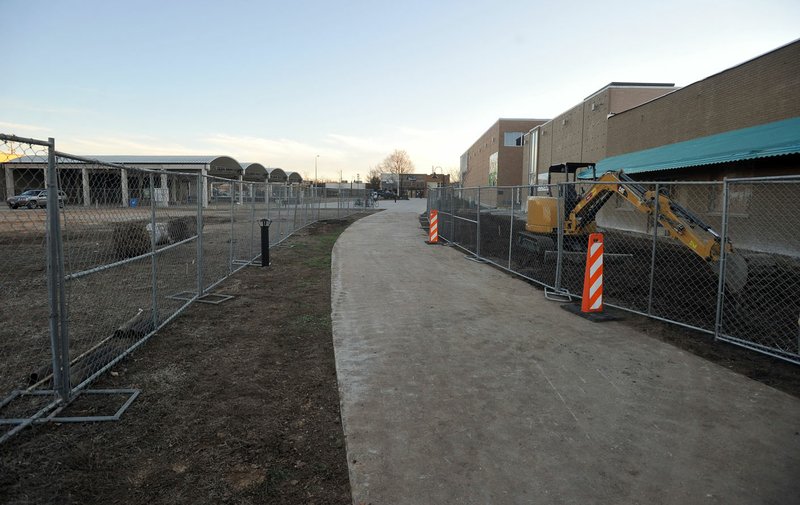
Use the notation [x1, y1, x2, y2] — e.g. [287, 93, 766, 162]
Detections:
[504, 132, 524, 147]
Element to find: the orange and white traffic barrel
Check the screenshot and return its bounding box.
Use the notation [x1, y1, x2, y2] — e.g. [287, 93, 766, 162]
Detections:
[426, 210, 438, 244]
[581, 233, 604, 313]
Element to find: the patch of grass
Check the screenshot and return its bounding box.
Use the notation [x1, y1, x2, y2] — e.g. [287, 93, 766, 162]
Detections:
[304, 256, 331, 269]
[298, 230, 345, 269]
[292, 314, 331, 332]
[317, 232, 340, 248]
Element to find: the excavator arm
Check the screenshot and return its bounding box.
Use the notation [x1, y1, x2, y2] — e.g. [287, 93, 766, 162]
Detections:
[565, 171, 727, 262]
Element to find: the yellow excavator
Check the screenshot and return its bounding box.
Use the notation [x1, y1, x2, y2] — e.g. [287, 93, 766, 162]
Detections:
[519, 163, 748, 291]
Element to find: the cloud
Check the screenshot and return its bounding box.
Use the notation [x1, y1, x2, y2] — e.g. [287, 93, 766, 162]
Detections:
[324, 133, 386, 154]
[59, 135, 204, 156]
[0, 121, 49, 133]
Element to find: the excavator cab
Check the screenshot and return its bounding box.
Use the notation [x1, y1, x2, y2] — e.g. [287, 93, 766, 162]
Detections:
[526, 163, 594, 234]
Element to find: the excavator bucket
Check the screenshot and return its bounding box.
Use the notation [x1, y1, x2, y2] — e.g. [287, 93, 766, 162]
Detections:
[714, 252, 749, 293]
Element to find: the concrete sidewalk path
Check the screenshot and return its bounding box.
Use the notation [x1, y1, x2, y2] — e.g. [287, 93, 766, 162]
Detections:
[331, 201, 800, 505]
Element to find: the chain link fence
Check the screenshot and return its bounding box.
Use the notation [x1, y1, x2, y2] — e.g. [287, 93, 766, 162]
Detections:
[0, 134, 367, 442]
[431, 178, 800, 365]
[0, 136, 59, 436]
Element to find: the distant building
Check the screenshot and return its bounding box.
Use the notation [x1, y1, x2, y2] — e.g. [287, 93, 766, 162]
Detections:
[460, 118, 547, 189]
[380, 172, 451, 197]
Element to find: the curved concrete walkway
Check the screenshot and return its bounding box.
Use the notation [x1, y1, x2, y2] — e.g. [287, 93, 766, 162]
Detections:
[331, 199, 800, 505]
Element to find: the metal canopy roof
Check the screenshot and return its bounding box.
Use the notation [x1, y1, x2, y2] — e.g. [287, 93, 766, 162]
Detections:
[589, 117, 800, 178]
[241, 162, 267, 182]
[267, 168, 287, 182]
[90, 155, 234, 164]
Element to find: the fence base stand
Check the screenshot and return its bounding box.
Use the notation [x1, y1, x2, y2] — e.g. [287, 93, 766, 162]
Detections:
[0, 388, 140, 429]
[464, 255, 487, 263]
[544, 287, 572, 302]
[560, 303, 619, 322]
[166, 291, 234, 305]
[232, 259, 262, 268]
[196, 293, 234, 305]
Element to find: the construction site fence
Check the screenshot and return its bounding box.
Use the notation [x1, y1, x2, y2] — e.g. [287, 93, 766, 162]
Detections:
[0, 134, 369, 442]
[429, 179, 800, 366]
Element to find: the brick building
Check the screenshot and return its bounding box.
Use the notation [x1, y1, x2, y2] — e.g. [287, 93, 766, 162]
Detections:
[460, 118, 547, 188]
[602, 39, 800, 180]
[584, 40, 800, 253]
[521, 83, 677, 187]
[381, 172, 451, 197]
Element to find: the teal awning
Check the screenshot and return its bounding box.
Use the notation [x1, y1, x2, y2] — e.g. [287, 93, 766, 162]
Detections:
[588, 116, 800, 178]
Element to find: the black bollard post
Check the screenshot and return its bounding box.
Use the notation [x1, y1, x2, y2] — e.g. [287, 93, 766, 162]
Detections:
[260, 218, 272, 267]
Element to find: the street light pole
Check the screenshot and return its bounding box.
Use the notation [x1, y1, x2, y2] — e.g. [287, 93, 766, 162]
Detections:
[314, 155, 319, 184]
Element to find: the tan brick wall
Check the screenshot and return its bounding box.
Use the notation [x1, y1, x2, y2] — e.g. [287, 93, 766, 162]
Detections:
[498, 119, 546, 187]
[608, 87, 678, 114]
[462, 121, 499, 188]
[581, 90, 611, 163]
[535, 86, 676, 182]
[550, 104, 584, 164]
[461, 119, 545, 188]
[607, 41, 800, 156]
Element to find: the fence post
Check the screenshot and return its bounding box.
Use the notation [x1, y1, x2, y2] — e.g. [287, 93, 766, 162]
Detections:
[276, 186, 283, 239]
[149, 173, 159, 329]
[714, 178, 731, 341]
[451, 187, 456, 245]
[250, 183, 256, 261]
[45, 138, 70, 400]
[303, 187, 308, 225]
[554, 183, 565, 293]
[229, 181, 235, 273]
[196, 173, 204, 297]
[508, 187, 515, 269]
[293, 186, 299, 230]
[476, 187, 481, 257]
[266, 183, 271, 220]
[647, 182, 660, 315]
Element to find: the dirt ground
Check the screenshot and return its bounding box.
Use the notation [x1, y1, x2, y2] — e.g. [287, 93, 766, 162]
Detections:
[0, 216, 363, 505]
[2, 207, 798, 504]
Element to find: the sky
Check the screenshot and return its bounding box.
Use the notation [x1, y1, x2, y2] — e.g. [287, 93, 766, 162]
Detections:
[2, 0, 799, 181]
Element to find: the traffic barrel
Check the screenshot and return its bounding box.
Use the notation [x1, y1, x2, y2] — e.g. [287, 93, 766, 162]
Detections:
[426, 210, 438, 244]
[581, 233, 604, 313]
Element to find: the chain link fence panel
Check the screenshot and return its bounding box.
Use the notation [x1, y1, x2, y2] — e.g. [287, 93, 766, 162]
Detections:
[719, 178, 800, 361]
[429, 177, 800, 365]
[1, 134, 371, 442]
[0, 136, 59, 434]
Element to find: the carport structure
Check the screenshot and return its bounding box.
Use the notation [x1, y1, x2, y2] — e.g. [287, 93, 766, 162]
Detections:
[286, 171, 303, 184]
[266, 168, 287, 183]
[241, 162, 268, 183]
[2, 155, 244, 207]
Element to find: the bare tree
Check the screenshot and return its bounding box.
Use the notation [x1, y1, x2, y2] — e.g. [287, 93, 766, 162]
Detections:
[377, 149, 415, 197]
[448, 167, 461, 185]
[367, 165, 382, 189]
